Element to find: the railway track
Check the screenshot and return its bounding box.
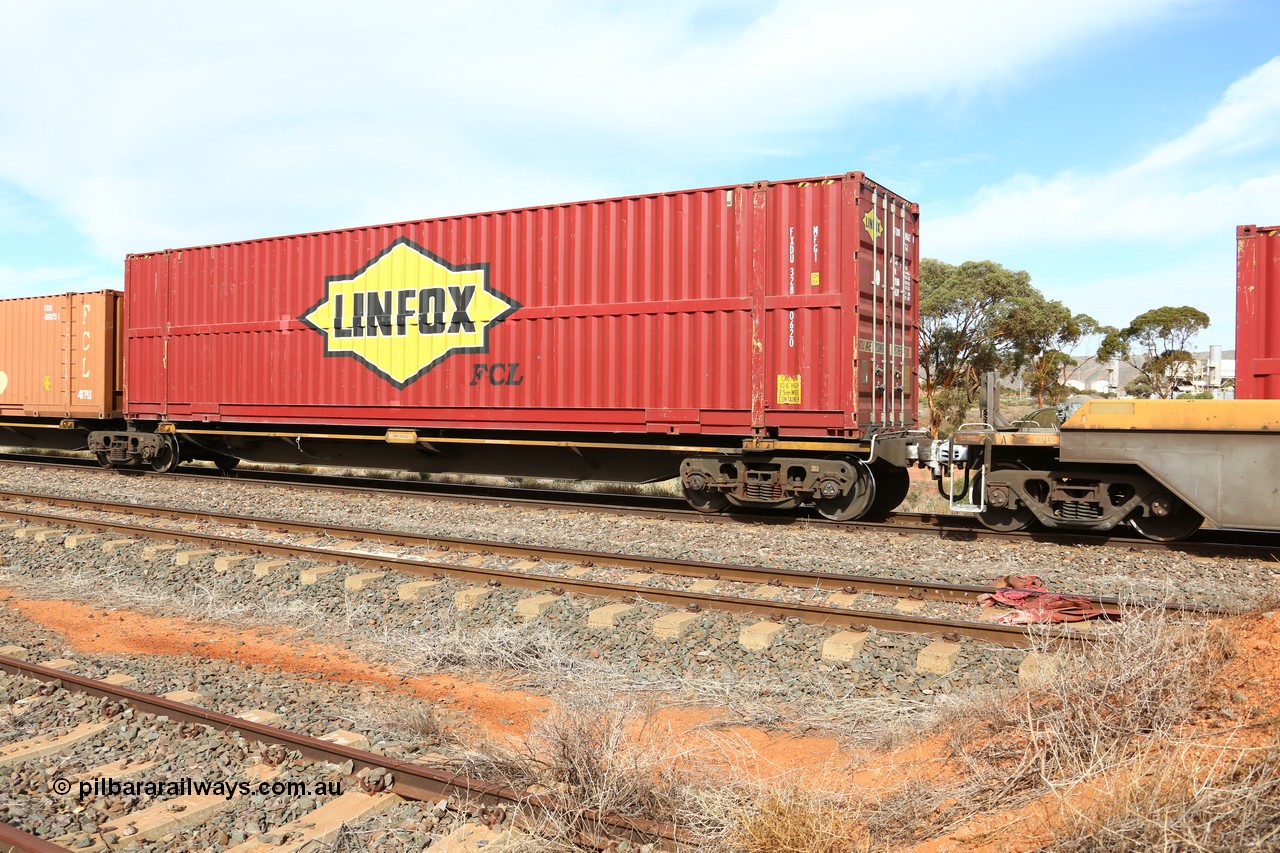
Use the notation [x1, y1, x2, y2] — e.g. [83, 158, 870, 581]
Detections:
[2, 453, 1277, 560]
[0, 491, 1233, 649]
[0, 654, 684, 851]
[0, 474, 1251, 849]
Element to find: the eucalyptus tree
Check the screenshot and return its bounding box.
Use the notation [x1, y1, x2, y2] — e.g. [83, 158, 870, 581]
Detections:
[1097, 306, 1210, 399]
[919, 259, 1037, 434]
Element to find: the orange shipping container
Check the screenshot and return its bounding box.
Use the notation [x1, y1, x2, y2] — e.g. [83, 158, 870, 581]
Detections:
[0, 291, 123, 419]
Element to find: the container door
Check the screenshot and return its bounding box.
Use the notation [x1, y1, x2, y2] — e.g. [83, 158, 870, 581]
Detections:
[759, 179, 848, 436]
[854, 181, 918, 431]
[1236, 226, 1280, 399]
[65, 292, 116, 418]
[122, 252, 171, 418]
[0, 296, 67, 417]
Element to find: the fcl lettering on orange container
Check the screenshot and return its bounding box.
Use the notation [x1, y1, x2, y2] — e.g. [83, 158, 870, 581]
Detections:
[0, 290, 123, 419]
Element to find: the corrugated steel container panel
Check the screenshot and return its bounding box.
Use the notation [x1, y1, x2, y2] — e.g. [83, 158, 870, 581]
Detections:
[1237, 225, 1280, 400]
[0, 291, 122, 418]
[125, 173, 918, 437]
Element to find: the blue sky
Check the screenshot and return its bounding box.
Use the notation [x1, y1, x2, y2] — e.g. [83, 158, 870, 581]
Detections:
[1, 0, 1277, 349]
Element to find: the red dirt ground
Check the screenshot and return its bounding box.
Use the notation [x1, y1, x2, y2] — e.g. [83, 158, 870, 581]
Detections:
[6, 588, 1277, 851]
[0, 590, 853, 783]
[902, 609, 1280, 853]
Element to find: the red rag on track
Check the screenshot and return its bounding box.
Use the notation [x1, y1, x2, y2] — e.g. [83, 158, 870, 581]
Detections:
[977, 574, 1114, 624]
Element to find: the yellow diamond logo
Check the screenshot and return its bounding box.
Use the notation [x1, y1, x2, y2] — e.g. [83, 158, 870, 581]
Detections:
[863, 209, 884, 240]
[300, 238, 520, 389]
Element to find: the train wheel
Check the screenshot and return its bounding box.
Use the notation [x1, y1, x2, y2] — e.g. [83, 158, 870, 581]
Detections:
[94, 452, 112, 469]
[150, 436, 181, 474]
[682, 484, 728, 513]
[1129, 496, 1203, 542]
[867, 463, 911, 515]
[815, 459, 876, 521]
[975, 464, 1035, 532]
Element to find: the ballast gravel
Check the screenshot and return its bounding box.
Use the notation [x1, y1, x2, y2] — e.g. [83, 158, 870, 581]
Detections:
[1, 462, 1273, 608]
[0, 492, 1000, 627]
[0, 670, 506, 851]
[0, 604, 461, 764]
[0, 460, 1262, 720]
[1, 524, 1023, 710]
[1, 460, 1257, 846]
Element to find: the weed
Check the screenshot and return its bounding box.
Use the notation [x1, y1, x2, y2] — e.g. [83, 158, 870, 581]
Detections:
[945, 608, 1235, 805]
[376, 616, 592, 682]
[456, 692, 711, 850]
[1049, 743, 1280, 852]
[349, 698, 451, 749]
[725, 787, 866, 853]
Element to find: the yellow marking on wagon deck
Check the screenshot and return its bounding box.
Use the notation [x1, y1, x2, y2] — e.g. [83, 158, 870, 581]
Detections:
[952, 431, 1061, 447]
[1063, 399, 1280, 432]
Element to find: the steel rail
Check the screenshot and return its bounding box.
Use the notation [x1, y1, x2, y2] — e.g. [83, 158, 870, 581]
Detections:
[0, 822, 67, 853]
[0, 490, 992, 602]
[0, 655, 688, 851]
[0, 501, 1072, 647]
[3, 454, 1278, 560]
[0, 490, 1230, 621]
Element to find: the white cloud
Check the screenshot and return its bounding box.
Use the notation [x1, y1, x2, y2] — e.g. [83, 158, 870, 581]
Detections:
[925, 55, 1280, 347]
[1132, 57, 1280, 173]
[1038, 254, 1236, 342]
[927, 58, 1280, 257]
[0, 0, 1200, 260]
[0, 265, 119, 299]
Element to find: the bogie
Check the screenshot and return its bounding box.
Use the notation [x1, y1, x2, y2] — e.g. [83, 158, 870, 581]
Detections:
[960, 461, 1204, 541]
[679, 453, 899, 521]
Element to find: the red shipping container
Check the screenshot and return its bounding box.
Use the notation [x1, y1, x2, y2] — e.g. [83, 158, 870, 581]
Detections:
[1236, 225, 1280, 399]
[124, 173, 919, 437]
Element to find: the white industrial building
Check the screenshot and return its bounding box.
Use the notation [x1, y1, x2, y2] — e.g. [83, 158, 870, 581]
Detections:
[1064, 349, 1236, 398]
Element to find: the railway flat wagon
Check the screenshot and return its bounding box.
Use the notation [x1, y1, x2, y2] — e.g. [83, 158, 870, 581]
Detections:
[94, 173, 924, 519]
[940, 398, 1280, 541]
[0, 290, 123, 450]
[1236, 224, 1280, 399]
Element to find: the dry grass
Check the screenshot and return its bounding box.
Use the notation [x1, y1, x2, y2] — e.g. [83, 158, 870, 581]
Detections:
[445, 690, 957, 852]
[1049, 741, 1280, 852]
[455, 692, 712, 850]
[523, 693, 691, 823]
[944, 608, 1236, 806]
[0, 563, 329, 630]
[1255, 592, 1280, 616]
[347, 697, 452, 750]
[724, 787, 867, 853]
[718, 608, 1255, 851]
[374, 616, 595, 683]
[373, 616, 926, 750]
[690, 690, 929, 748]
[0, 563, 169, 612]
[704, 769, 963, 853]
[314, 822, 366, 852]
[185, 578, 330, 627]
[897, 481, 952, 515]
